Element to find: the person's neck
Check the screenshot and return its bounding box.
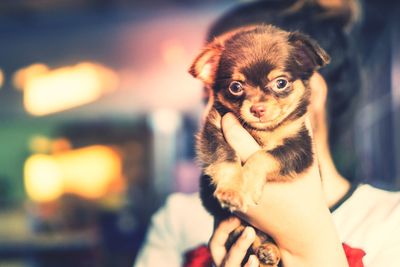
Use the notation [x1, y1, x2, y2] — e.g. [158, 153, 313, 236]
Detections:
[315, 134, 351, 209]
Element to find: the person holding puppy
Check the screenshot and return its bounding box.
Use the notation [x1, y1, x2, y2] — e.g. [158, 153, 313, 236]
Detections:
[134, 1, 400, 267]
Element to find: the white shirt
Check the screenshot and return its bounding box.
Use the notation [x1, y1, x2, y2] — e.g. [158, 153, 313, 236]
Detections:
[332, 184, 400, 266]
[134, 184, 400, 267]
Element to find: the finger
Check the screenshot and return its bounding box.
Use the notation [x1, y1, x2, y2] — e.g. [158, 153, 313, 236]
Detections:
[309, 72, 328, 113]
[304, 115, 314, 137]
[209, 217, 241, 266]
[221, 113, 260, 162]
[224, 226, 256, 267]
[244, 255, 259, 267]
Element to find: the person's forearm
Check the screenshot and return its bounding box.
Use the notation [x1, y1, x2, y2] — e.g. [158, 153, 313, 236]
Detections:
[281, 247, 348, 267]
[277, 205, 348, 267]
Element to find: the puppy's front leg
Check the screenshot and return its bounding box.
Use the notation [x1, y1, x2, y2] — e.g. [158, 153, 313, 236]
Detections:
[197, 109, 246, 211]
[243, 127, 314, 204]
[242, 151, 281, 205]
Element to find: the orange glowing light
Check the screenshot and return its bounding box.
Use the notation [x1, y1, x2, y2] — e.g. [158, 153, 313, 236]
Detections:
[24, 145, 123, 202]
[13, 63, 49, 90]
[19, 62, 119, 116]
[51, 138, 72, 153]
[24, 154, 64, 202]
[57, 145, 122, 199]
[0, 68, 4, 89]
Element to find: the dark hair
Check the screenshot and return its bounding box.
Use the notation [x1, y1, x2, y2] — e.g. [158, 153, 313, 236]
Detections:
[207, 0, 361, 180]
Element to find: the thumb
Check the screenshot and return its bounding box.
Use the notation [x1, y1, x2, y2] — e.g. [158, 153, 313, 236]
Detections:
[221, 113, 260, 163]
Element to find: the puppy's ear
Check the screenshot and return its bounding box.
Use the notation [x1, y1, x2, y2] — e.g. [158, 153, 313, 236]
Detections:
[189, 25, 258, 84]
[288, 32, 330, 70]
[188, 42, 223, 85]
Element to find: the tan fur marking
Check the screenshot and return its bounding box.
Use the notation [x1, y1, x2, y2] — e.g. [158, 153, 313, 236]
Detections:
[276, 79, 306, 115]
[244, 150, 280, 179]
[189, 43, 223, 85]
[251, 233, 264, 250]
[276, 79, 307, 120]
[205, 161, 242, 185]
[267, 69, 289, 80]
[207, 161, 248, 211]
[198, 63, 213, 83]
[292, 79, 306, 90]
[206, 108, 222, 130]
[241, 150, 281, 204]
[250, 116, 306, 150]
[231, 71, 246, 82]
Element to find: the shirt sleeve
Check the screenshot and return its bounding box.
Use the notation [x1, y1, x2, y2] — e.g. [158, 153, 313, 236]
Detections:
[133, 193, 213, 267]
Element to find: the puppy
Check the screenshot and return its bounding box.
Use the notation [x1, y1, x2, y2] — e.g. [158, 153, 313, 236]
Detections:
[189, 25, 329, 267]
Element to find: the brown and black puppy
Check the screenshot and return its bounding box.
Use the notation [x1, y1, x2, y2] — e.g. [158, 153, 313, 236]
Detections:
[189, 25, 329, 267]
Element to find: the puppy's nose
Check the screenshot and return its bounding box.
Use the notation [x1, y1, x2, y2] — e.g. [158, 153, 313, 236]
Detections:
[250, 104, 266, 118]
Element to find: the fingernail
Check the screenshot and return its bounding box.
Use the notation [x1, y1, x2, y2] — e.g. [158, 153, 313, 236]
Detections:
[243, 226, 254, 239]
[242, 227, 248, 238]
[248, 255, 257, 267]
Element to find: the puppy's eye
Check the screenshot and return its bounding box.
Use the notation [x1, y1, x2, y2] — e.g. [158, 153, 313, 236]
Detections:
[228, 81, 244, 96]
[271, 78, 290, 91]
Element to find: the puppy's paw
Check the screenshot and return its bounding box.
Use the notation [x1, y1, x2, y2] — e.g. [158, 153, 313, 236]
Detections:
[214, 187, 245, 212]
[242, 167, 265, 205]
[248, 184, 264, 205]
[256, 242, 281, 267]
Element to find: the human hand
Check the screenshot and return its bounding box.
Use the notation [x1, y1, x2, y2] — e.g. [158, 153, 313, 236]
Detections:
[218, 112, 348, 267]
[209, 217, 259, 267]
[309, 72, 328, 114]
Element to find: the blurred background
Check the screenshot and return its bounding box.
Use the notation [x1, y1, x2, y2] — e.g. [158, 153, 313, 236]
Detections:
[0, 0, 399, 266]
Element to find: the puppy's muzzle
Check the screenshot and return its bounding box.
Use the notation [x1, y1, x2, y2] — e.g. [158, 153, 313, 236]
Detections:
[250, 104, 266, 118]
